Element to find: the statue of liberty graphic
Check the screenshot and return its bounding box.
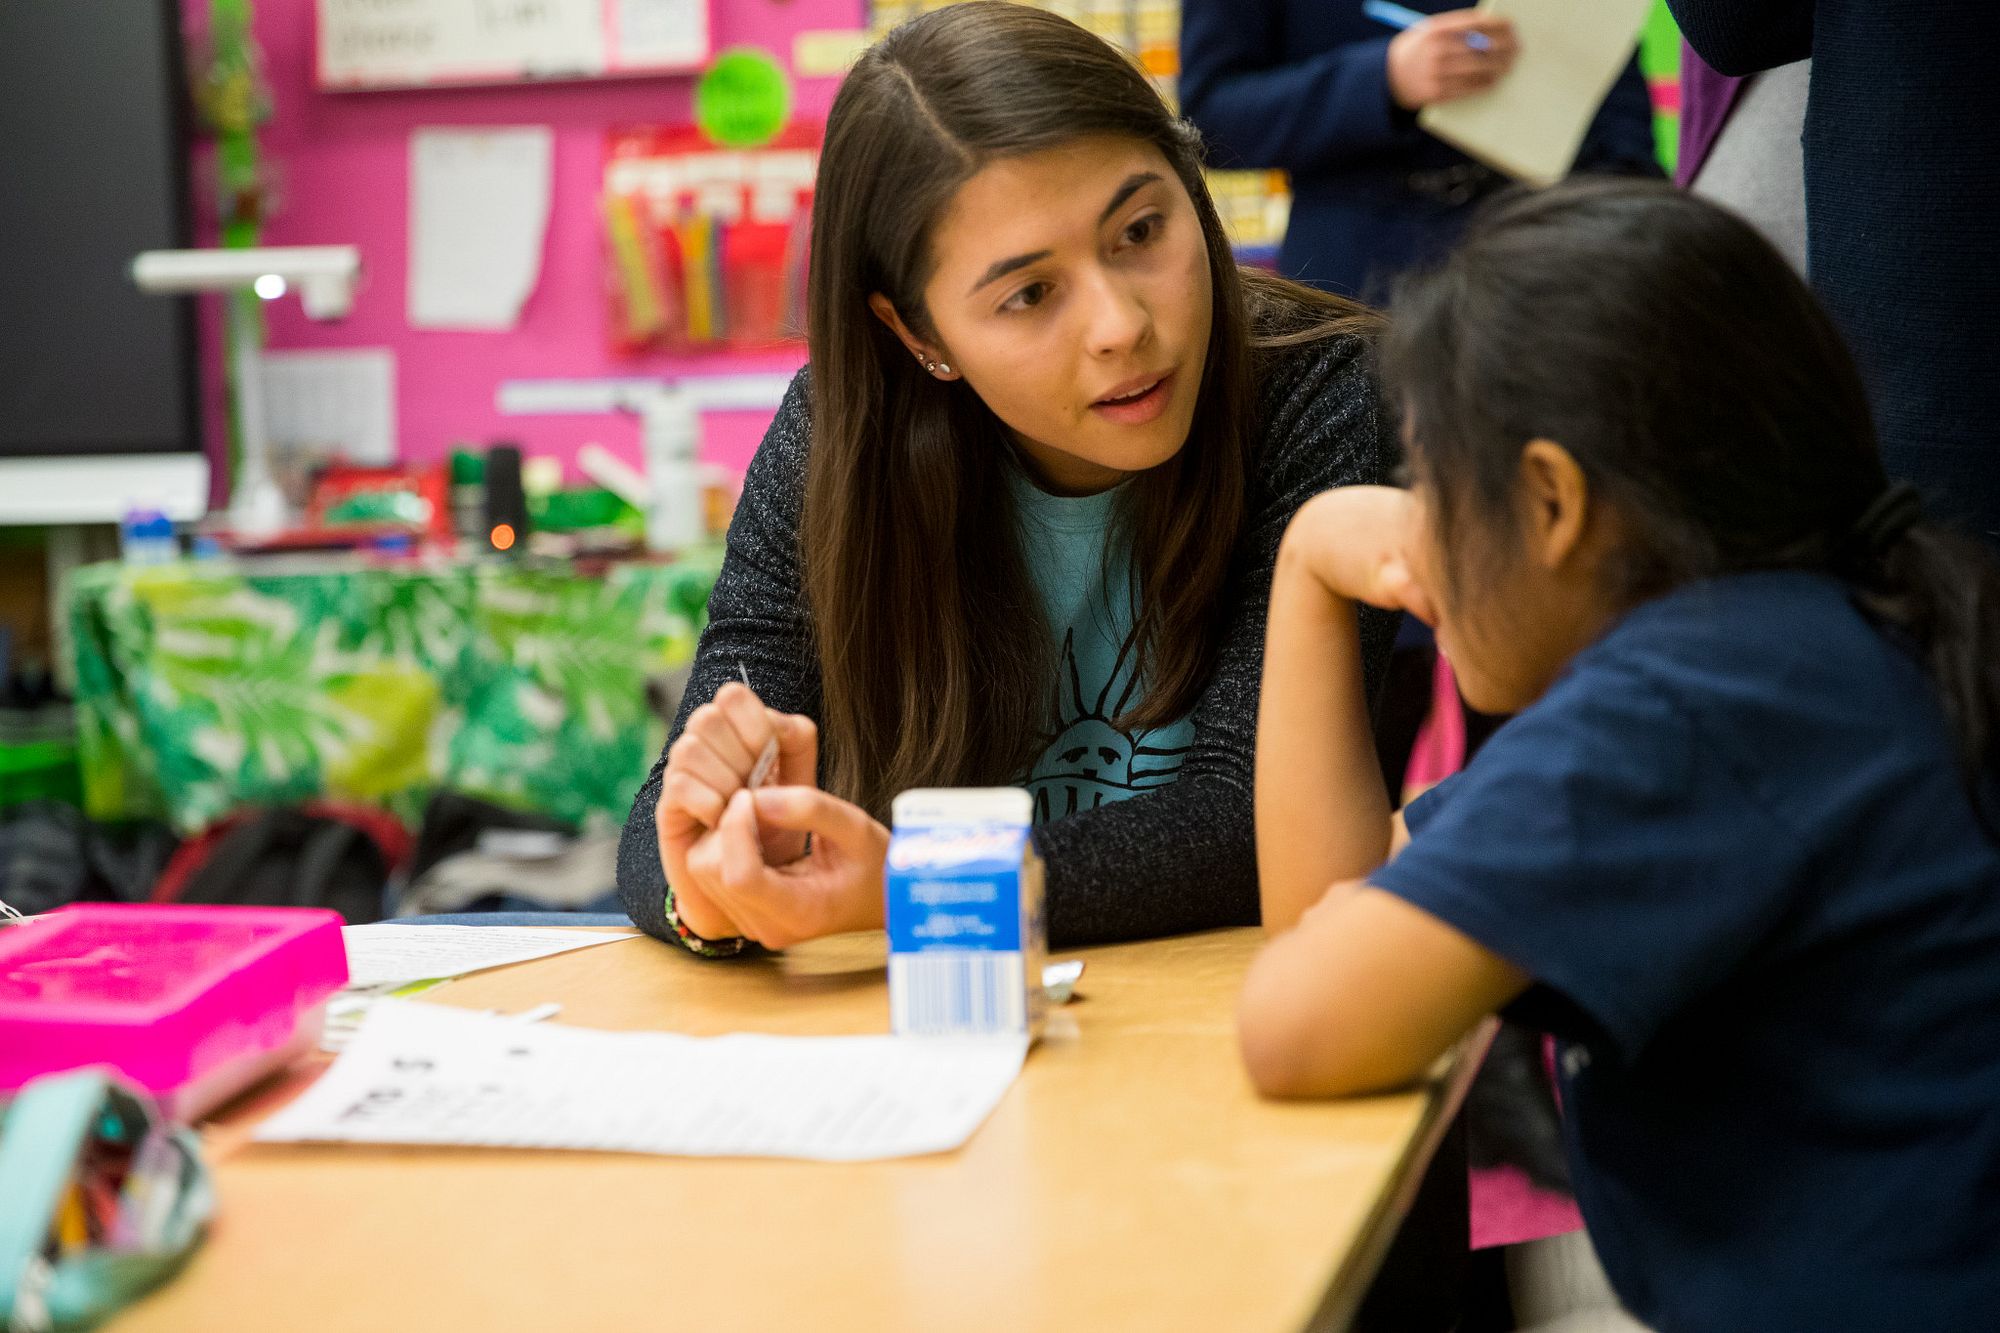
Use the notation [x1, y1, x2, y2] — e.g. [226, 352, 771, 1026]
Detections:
[1027, 627, 1193, 821]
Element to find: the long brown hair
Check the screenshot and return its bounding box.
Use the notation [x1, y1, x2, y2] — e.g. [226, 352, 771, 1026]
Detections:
[804, 1, 1377, 816]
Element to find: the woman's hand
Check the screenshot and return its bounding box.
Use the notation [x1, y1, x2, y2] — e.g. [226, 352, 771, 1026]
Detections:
[656, 681, 819, 941]
[1279, 485, 1438, 624]
[680, 786, 891, 951]
[1387, 11, 1519, 112]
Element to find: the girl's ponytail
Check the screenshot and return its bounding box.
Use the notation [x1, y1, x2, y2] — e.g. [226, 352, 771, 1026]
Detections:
[1848, 488, 2000, 808]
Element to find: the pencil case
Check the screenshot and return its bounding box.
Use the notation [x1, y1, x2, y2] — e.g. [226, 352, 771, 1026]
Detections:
[0, 1069, 214, 1332]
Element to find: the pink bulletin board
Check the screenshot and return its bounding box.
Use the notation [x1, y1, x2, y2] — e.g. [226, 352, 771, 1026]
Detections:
[183, 0, 863, 510]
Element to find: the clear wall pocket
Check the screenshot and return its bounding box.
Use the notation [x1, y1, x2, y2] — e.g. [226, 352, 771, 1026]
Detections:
[602, 123, 819, 356]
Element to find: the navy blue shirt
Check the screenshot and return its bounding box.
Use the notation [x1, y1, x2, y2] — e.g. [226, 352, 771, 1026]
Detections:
[1180, 0, 1661, 298]
[1373, 573, 2000, 1331]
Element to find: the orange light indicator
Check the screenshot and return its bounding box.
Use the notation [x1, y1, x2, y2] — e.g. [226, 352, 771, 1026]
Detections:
[490, 523, 516, 551]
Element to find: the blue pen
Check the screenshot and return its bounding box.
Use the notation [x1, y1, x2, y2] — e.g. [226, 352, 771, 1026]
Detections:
[1363, 0, 1493, 53]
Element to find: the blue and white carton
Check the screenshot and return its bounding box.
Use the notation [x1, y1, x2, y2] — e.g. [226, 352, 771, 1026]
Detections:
[886, 788, 1046, 1039]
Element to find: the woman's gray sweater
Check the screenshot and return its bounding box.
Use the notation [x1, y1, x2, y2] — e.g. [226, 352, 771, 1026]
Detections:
[617, 332, 1398, 950]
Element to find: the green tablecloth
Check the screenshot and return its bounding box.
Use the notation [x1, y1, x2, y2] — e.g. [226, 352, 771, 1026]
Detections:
[64, 555, 717, 834]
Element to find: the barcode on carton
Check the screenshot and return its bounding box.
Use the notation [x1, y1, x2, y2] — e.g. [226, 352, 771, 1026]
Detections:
[890, 952, 1025, 1035]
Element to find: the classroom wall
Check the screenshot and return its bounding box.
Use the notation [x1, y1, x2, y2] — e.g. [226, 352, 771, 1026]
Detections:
[184, 1, 1681, 509]
[183, 0, 862, 505]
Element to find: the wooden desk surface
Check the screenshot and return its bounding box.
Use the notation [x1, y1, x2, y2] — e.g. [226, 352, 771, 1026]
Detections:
[115, 928, 1479, 1333]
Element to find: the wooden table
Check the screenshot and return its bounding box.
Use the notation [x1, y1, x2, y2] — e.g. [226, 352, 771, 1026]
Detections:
[115, 928, 1481, 1332]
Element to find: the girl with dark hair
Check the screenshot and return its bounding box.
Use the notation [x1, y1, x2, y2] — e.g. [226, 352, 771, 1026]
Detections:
[1240, 177, 2000, 1330]
[616, 2, 1397, 955]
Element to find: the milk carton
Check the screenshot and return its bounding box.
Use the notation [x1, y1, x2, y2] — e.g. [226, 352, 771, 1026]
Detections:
[886, 788, 1045, 1039]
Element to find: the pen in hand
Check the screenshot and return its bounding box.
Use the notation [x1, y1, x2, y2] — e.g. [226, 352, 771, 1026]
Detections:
[737, 661, 781, 791]
[1364, 0, 1493, 53]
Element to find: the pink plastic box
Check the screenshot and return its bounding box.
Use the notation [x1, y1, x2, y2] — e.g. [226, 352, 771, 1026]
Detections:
[0, 903, 348, 1121]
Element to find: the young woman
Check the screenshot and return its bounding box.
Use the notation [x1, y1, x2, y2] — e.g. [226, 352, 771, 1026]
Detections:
[1242, 179, 2000, 1331]
[615, 2, 1398, 956]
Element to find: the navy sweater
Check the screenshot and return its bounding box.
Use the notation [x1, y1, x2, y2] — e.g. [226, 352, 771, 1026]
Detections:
[1180, 0, 1661, 299]
[1669, 0, 2000, 540]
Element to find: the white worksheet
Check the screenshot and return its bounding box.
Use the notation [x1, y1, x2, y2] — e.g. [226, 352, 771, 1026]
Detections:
[341, 924, 633, 990]
[259, 1001, 1028, 1161]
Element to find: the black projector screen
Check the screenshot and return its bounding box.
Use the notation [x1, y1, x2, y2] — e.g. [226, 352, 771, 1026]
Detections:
[0, 0, 198, 460]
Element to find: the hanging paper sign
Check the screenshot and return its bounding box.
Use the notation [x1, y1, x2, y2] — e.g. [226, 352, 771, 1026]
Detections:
[316, 0, 713, 90]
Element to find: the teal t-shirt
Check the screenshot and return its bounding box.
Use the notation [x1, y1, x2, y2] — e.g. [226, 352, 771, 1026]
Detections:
[1010, 470, 1196, 822]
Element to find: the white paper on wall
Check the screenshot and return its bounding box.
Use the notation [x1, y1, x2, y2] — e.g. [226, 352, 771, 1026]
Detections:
[407, 126, 554, 331]
[261, 347, 397, 465]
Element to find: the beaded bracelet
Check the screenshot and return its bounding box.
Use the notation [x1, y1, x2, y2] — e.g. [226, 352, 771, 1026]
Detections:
[662, 884, 750, 958]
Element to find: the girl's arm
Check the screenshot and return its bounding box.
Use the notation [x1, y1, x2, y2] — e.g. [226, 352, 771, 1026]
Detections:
[1254, 489, 1414, 932]
[1240, 883, 1528, 1097]
[1244, 483, 1529, 1096]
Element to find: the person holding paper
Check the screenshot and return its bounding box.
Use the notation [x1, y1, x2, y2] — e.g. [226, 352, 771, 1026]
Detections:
[1179, 0, 1660, 299]
[616, 4, 1400, 958]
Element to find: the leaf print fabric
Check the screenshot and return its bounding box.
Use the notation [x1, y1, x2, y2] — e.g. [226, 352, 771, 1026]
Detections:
[66, 556, 717, 833]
